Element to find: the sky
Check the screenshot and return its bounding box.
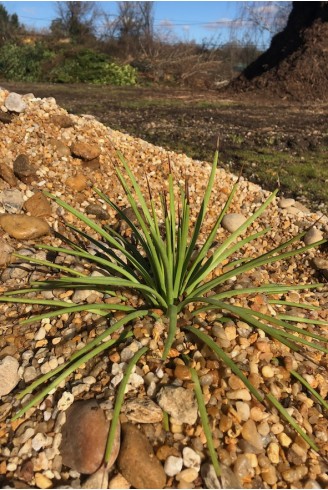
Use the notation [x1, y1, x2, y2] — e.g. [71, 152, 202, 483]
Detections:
[2, 1, 277, 47]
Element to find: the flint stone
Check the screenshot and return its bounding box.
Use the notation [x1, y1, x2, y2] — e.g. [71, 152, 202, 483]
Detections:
[0, 189, 24, 213]
[13, 154, 36, 183]
[85, 204, 109, 220]
[0, 112, 13, 124]
[71, 142, 101, 161]
[241, 419, 263, 452]
[278, 198, 295, 209]
[156, 386, 198, 425]
[24, 192, 52, 218]
[49, 114, 74, 128]
[304, 227, 323, 246]
[60, 399, 120, 474]
[221, 213, 247, 233]
[201, 463, 242, 489]
[117, 423, 166, 489]
[0, 161, 17, 186]
[65, 174, 88, 192]
[124, 397, 163, 423]
[5, 93, 26, 113]
[0, 356, 20, 397]
[0, 214, 50, 240]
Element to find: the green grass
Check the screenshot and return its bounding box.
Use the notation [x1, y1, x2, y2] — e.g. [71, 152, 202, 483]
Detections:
[225, 147, 328, 212]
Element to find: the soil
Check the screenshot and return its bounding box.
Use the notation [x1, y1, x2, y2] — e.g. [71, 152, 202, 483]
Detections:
[1, 82, 328, 214]
[229, 2, 328, 102]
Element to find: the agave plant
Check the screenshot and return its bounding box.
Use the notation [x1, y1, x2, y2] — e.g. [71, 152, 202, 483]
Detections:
[1, 143, 327, 476]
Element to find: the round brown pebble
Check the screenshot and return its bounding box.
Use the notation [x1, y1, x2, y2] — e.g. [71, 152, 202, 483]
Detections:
[117, 423, 166, 489]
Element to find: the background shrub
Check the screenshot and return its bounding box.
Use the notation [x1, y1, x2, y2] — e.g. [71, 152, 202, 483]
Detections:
[0, 43, 137, 85]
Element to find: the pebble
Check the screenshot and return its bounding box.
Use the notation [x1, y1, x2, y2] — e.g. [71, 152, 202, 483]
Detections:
[261, 465, 278, 485]
[117, 423, 166, 489]
[49, 114, 74, 128]
[235, 401, 250, 421]
[57, 391, 74, 411]
[267, 442, 280, 463]
[164, 455, 183, 476]
[201, 463, 241, 489]
[313, 257, 328, 277]
[221, 213, 247, 232]
[157, 386, 198, 424]
[176, 468, 199, 482]
[241, 419, 263, 452]
[5, 92, 26, 113]
[0, 355, 20, 397]
[174, 364, 192, 381]
[81, 467, 109, 489]
[13, 154, 36, 183]
[66, 174, 88, 192]
[304, 479, 322, 488]
[71, 141, 101, 161]
[0, 161, 17, 186]
[0, 112, 13, 124]
[24, 366, 38, 383]
[304, 227, 324, 245]
[0, 238, 13, 266]
[60, 399, 119, 474]
[0, 214, 50, 240]
[226, 389, 251, 401]
[32, 433, 48, 452]
[0, 189, 24, 212]
[85, 204, 109, 220]
[278, 432, 292, 447]
[35, 327, 47, 341]
[108, 473, 131, 489]
[234, 454, 255, 480]
[278, 197, 295, 208]
[124, 396, 163, 423]
[282, 465, 308, 482]
[24, 192, 52, 218]
[34, 472, 52, 489]
[261, 365, 274, 378]
[182, 447, 201, 470]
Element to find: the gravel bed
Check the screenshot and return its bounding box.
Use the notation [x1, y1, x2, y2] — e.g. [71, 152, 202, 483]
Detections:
[0, 88, 328, 489]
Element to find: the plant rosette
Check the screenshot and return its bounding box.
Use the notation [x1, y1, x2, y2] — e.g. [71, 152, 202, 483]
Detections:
[1, 143, 327, 476]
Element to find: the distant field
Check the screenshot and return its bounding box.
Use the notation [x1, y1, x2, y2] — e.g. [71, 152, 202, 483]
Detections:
[2, 82, 328, 214]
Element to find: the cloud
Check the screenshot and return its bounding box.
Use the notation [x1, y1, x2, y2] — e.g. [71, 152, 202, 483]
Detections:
[159, 19, 174, 30]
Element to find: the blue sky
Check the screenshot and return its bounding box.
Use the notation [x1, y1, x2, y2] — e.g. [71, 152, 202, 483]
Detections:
[2, 1, 275, 47]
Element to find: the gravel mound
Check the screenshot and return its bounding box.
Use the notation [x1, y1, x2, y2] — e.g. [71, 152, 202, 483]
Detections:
[0, 88, 328, 489]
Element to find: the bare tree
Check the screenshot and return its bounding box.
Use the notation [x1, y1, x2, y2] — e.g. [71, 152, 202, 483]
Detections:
[101, 2, 154, 59]
[50, 1, 99, 42]
[231, 2, 292, 47]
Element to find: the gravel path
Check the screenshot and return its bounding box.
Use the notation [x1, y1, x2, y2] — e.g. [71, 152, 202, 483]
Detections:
[0, 89, 328, 489]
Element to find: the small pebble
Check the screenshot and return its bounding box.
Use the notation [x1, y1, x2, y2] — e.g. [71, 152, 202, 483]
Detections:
[182, 447, 201, 470]
[34, 472, 52, 489]
[267, 442, 280, 464]
[176, 468, 199, 483]
[164, 455, 183, 476]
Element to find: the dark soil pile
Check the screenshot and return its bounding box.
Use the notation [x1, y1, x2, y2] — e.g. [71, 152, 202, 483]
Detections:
[229, 2, 328, 101]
